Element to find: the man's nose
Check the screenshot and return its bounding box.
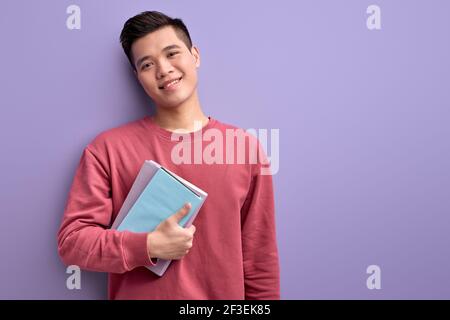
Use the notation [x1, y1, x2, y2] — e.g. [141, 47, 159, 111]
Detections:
[156, 60, 174, 79]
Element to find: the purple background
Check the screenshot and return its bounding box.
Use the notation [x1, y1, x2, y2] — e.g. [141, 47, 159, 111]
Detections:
[0, 0, 449, 299]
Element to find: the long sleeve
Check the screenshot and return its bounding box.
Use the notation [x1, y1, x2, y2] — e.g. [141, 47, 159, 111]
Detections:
[57, 147, 154, 274]
[240, 148, 281, 300]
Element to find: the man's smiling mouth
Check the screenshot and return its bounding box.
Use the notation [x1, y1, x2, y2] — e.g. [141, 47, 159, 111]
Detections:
[159, 77, 183, 90]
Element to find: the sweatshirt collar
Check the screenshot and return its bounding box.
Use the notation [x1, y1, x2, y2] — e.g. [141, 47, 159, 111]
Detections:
[143, 115, 218, 142]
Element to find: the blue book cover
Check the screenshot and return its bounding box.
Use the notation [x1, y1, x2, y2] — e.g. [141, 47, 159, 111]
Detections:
[117, 167, 204, 233]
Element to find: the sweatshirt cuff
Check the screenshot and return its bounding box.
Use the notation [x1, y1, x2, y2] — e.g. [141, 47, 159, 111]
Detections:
[122, 231, 156, 271]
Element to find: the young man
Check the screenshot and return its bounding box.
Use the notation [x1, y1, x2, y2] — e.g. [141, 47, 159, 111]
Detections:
[57, 11, 280, 300]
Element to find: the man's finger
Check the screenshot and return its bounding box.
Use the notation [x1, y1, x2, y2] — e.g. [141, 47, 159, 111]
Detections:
[170, 203, 191, 223]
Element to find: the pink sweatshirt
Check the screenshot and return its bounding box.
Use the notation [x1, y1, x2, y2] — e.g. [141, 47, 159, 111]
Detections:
[57, 116, 280, 300]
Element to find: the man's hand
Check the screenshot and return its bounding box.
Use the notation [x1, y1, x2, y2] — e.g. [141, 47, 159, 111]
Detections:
[146, 203, 196, 260]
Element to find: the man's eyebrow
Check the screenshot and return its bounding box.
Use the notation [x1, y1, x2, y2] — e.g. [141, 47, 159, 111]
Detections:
[135, 44, 182, 68]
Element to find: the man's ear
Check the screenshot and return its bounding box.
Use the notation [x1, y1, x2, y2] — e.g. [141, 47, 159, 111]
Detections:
[191, 46, 201, 68]
[133, 69, 140, 81]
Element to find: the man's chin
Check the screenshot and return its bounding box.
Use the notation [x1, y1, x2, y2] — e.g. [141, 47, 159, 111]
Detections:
[155, 93, 192, 109]
[156, 99, 187, 110]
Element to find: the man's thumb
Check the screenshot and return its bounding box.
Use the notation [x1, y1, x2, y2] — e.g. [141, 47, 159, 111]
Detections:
[171, 203, 191, 223]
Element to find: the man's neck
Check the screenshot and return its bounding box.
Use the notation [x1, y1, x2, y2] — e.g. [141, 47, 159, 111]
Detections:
[153, 91, 209, 132]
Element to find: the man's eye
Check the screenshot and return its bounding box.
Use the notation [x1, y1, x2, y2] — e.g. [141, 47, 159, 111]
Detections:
[168, 52, 179, 57]
[142, 62, 152, 70]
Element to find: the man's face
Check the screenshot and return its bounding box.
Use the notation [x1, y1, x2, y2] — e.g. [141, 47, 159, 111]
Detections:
[132, 26, 200, 109]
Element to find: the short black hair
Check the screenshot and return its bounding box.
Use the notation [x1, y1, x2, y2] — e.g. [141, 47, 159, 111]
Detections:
[120, 11, 193, 70]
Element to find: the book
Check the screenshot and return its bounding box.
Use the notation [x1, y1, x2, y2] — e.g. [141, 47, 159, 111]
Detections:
[111, 160, 208, 276]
